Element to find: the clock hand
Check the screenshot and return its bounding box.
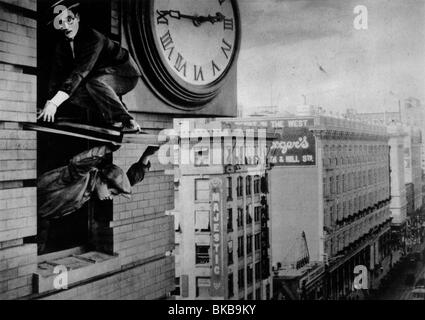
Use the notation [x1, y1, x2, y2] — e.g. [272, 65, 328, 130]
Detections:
[203, 12, 225, 24]
[162, 10, 199, 23]
[159, 10, 225, 27]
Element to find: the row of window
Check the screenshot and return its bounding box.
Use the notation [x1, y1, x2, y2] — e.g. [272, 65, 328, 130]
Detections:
[230, 176, 262, 198]
[235, 262, 262, 291]
[228, 206, 261, 231]
[234, 233, 261, 259]
[323, 152, 387, 167]
[194, 206, 262, 233]
[227, 272, 264, 300]
[323, 166, 389, 196]
[195, 176, 267, 203]
[323, 144, 388, 165]
[324, 208, 390, 257]
[196, 233, 262, 266]
[324, 188, 390, 229]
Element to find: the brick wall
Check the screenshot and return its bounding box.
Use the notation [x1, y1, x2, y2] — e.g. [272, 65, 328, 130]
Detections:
[1, 0, 176, 300]
[0, 1, 36, 67]
[0, 0, 38, 300]
[39, 256, 174, 300]
[0, 243, 37, 299]
[112, 141, 175, 267]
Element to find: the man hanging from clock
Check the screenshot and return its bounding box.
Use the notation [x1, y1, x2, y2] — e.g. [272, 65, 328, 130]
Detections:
[39, 0, 142, 133]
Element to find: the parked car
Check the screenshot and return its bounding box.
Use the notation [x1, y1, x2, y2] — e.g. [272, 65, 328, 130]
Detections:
[415, 278, 425, 289]
[410, 288, 425, 300]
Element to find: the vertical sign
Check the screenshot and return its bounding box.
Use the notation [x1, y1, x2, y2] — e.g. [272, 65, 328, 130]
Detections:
[260, 195, 270, 279]
[210, 178, 223, 296]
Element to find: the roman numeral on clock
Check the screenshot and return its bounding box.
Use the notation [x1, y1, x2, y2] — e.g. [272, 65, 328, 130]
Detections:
[156, 10, 169, 25]
[221, 39, 232, 59]
[224, 18, 234, 30]
[174, 53, 187, 77]
[194, 65, 204, 81]
[160, 30, 175, 60]
[212, 60, 221, 77]
[218, 0, 226, 5]
[160, 30, 174, 51]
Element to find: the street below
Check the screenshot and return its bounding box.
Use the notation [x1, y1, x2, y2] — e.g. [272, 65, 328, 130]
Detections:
[371, 254, 425, 300]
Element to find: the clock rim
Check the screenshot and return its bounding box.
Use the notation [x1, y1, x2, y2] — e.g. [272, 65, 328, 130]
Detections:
[123, 0, 241, 110]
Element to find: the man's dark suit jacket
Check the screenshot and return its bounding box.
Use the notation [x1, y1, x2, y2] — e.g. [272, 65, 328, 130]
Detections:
[48, 25, 141, 98]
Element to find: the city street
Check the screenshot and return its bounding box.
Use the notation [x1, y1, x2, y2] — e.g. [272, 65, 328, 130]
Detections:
[373, 254, 425, 300]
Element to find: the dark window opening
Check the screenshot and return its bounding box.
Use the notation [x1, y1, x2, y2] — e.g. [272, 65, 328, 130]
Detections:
[247, 264, 253, 285]
[237, 176, 243, 197]
[228, 240, 233, 265]
[246, 176, 252, 196]
[171, 277, 181, 296]
[238, 236, 244, 258]
[228, 273, 234, 298]
[227, 177, 232, 200]
[196, 245, 210, 264]
[246, 206, 252, 225]
[238, 268, 244, 289]
[237, 208, 243, 228]
[227, 208, 233, 232]
[247, 235, 252, 255]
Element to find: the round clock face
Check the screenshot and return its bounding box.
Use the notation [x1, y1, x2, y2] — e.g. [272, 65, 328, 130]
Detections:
[123, 0, 240, 109]
[153, 0, 238, 87]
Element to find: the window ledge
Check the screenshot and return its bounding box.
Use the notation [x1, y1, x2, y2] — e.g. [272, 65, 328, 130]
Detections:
[34, 251, 120, 294]
[195, 263, 211, 268]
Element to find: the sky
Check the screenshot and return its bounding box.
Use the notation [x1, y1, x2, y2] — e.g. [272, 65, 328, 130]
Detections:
[237, 0, 425, 116]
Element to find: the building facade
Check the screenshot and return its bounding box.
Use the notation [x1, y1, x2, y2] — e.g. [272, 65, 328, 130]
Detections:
[254, 113, 393, 300]
[403, 126, 423, 215]
[171, 119, 273, 300]
[355, 109, 425, 262]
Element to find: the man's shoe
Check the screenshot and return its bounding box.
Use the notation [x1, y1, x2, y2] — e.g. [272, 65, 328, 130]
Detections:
[122, 119, 142, 134]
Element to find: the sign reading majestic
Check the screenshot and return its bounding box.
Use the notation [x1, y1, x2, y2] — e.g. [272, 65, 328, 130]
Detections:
[210, 178, 223, 297]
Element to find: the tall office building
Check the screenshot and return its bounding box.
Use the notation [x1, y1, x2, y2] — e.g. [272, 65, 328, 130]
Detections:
[171, 119, 273, 300]
[248, 110, 393, 299]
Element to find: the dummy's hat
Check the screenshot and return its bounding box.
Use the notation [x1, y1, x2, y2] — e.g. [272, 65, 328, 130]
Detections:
[101, 164, 132, 199]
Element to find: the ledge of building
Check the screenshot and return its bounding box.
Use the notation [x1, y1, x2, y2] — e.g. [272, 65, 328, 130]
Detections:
[33, 248, 120, 294]
[122, 133, 163, 145]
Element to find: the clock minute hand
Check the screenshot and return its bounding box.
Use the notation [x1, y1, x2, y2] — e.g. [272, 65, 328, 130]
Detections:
[167, 10, 199, 23]
[202, 12, 225, 24]
[167, 10, 224, 27]
[191, 12, 225, 25]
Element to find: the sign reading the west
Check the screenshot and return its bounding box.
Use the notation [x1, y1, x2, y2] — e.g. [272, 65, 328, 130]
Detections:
[153, 0, 238, 86]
